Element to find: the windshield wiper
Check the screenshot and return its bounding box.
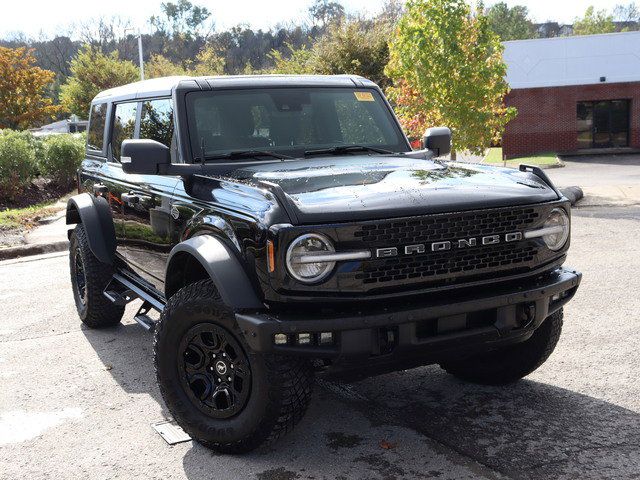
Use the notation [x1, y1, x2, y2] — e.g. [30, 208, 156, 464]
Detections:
[304, 145, 395, 157]
[204, 150, 293, 161]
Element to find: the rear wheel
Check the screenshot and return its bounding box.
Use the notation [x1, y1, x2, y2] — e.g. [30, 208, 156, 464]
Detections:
[439, 309, 563, 385]
[154, 279, 314, 453]
[69, 224, 124, 328]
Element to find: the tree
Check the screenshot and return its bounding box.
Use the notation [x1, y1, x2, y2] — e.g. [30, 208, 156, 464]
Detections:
[308, 0, 346, 28]
[613, 2, 640, 30]
[146, 44, 224, 78]
[189, 44, 225, 75]
[313, 20, 392, 87]
[485, 2, 535, 41]
[146, 53, 189, 78]
[573, 6, 616, 35]
[0, 46, 61, 129]
[268, 19, 392, 87]
[60, 46, 139, 116]
[385, 0, 516, 156]
[150, 0, 212, 39]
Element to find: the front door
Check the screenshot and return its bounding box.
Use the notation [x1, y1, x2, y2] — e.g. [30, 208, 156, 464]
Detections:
[120, 98, 179, 292]
[577, 100, 629, 149]
[120, 175, 180, 291]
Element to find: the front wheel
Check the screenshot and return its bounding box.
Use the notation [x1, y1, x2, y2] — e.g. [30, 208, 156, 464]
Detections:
[154, 279, 314, 453]
[439, 309, 563, 385]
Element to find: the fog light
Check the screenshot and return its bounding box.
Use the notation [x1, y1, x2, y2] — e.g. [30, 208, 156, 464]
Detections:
[274, 333, 288, 345]
[319, 332, 333, 345]
[552, 293, 561, 301]
[297, 333, 311, 345]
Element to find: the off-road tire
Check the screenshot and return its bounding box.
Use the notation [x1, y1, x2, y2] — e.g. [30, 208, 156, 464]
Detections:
[69, 224, 124, 328]
[154, 279, 314, 454]
[439, 309, 563, 385]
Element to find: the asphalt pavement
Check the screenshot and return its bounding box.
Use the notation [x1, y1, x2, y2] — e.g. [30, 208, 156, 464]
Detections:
[1, 199, 639, 479]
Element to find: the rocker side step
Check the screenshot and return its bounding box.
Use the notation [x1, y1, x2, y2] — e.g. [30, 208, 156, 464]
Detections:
[103, 273, 166, 332]
[134, 301, 157, 331]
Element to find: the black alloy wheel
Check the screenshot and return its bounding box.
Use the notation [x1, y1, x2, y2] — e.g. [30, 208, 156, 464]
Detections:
[179, 323, 252, 418]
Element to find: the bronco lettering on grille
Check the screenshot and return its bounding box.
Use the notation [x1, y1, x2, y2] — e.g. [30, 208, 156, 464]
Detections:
[375, 232, 523, 258]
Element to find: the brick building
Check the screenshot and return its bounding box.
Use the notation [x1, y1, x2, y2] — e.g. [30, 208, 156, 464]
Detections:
[502, 31, 640, 159]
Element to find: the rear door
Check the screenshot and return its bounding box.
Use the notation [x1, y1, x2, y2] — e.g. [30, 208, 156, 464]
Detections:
[80, 102, 128, 261]
[119, 98, 180, 291]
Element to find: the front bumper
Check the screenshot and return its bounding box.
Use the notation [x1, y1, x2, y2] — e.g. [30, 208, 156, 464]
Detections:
[236, 267, 581, 368]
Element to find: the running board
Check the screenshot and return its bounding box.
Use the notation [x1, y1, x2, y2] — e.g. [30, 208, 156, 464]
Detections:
[134, 301, 156, 331]
[103, 273, 165, 332]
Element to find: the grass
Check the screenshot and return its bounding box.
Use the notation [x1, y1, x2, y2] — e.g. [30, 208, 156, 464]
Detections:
[0, 201, 62, 231]
[483, 147, 562, 168]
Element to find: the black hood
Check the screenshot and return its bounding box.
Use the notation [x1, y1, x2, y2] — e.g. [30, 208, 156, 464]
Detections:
[228, 156, 559, 224]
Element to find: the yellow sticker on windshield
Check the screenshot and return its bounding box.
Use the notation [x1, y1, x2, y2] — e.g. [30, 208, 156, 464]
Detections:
[354, 91, 375, 102]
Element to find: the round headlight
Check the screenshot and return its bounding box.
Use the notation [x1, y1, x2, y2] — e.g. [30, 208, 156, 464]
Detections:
[286, 233, 335, 284]
[542, 208, 570, 250]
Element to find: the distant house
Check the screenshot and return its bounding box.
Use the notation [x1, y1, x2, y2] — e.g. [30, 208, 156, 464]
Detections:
[502, 31, 640, 158]
[30, 115, 88, 137]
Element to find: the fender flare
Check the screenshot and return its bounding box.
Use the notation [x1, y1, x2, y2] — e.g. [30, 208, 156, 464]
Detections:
[165, 235, 263, 310]
[66, 193, 116, 264]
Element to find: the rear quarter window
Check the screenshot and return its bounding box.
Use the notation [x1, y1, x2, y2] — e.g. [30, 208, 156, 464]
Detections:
[87, 103, 107, 152]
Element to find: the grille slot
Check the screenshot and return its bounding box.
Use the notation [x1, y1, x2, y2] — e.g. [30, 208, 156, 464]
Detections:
[356, 244, 538, 285]
[354, 207, 539, 246]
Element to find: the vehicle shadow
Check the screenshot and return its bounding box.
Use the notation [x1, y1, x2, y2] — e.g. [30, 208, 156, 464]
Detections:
[82, 319, 640, 480]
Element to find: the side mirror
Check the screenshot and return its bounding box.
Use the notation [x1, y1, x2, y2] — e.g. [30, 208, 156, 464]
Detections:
[422, 127, 451, 157]
[121, 139, 170, 174]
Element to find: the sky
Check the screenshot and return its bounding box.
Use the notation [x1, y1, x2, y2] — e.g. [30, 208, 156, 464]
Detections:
[0, 0, 629, 39]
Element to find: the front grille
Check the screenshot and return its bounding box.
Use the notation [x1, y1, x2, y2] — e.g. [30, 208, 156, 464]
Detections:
[354, 207, 540, 246]
[275, 202, 566, 296]
[351, 206, 545, 289]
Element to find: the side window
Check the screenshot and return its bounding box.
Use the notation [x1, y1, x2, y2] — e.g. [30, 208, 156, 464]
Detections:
[111, 102, 138, 161]
[140, 99, 174, 148]
[87, 103, 107, 152]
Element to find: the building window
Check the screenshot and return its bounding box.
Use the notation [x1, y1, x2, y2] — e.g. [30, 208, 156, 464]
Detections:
[577, 100, 629, 149]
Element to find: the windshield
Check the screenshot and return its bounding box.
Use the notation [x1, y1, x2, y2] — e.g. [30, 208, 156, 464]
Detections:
[185, 87, 409, 160]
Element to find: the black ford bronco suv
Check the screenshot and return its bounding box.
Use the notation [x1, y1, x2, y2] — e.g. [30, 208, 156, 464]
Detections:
[67, 75, 581, 453]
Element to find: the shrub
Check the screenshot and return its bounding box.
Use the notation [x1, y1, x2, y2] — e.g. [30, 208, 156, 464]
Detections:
[0, 130, 37, 201]
[41, 134, 85, 186]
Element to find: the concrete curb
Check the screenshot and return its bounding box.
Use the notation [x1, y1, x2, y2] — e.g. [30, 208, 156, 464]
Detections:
[0, 240, 69, 261]
[559, 186, 584, 206]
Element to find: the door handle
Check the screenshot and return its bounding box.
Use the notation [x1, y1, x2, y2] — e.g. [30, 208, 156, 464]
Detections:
[93, 183, 108, 194]
[121, 193, 140, 204]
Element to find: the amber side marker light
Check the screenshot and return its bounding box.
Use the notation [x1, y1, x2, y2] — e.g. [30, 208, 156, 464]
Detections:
[267, 240, 275, 273]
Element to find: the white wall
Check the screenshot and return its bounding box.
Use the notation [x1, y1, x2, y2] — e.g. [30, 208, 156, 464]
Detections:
[503, 31, 640, 89]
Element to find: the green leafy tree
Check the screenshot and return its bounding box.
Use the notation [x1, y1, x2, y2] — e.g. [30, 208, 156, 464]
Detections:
[386, 0, 516, 156]
[485, 2, 536, 41]
[268, 20, 392, 87]
[146, 53, 189, 78]
[189, 44, 225, 76]
[314, 20, 392, 88]
[573, 6, 616, 35]
[60, 46, 139, 116]
[146, 44, 225, 78]
[308, 0, 346, 28]
[0, 47, 62, 129]
[150, 0, 212, 39]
